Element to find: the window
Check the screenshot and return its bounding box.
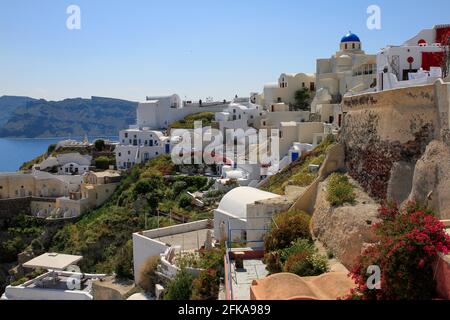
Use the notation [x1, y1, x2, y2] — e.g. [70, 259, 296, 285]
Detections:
[302, 82, 305, 88]
[128, 151, 131, 155]
[345, 44, 348, 50]
[310, 82, 315, 91]
[352, 43, 355, 49]
[124, 132, 128, 138]
[118, 152, 121, 157]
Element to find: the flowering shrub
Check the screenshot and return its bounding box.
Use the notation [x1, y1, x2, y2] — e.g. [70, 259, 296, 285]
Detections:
[265, 239, 328, 276]
[346, 202, 450, 300]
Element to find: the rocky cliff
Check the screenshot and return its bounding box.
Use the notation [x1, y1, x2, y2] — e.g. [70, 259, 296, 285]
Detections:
[0, 96, 137, 138]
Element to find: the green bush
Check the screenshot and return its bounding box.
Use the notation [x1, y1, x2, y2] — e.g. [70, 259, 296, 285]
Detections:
[138, 256, 160, 294]
[327, 173, 356, 206]
[164, 269, 195, 300]
[282, 240, 329, 277]
[114, 240, 134, 280]
[191, 270, 220, 300]
[0, 237, 25, 263]
[198, 247, 226, 278]
[264, 210, 311, 252]
[47, 144, 56, 154]
[284, 252, 328, 277]
[178, 193, 192, 209]
[94, 139, 106, 151]
[95, 156, 114, 170]
[172, 181, 188, 194]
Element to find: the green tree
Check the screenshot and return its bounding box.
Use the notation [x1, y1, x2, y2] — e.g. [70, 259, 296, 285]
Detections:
[95, 156, 114, 170]
[114, 240, 134, 280]
[293, 88, 311, 111]
[94, 139, 106, 151]
[164, 269, 195, 300]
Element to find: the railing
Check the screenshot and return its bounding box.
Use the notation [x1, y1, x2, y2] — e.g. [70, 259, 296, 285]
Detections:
[224, 241, 233, 300]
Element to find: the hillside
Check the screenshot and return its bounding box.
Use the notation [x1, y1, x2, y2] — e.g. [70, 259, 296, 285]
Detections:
[0, 96, 37, 127]
[0, 96, 138, 138]
[48, 155, 217, 276]
[169, 112, 215, 129]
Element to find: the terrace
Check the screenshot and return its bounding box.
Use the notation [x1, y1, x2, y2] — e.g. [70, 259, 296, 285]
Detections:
[1, 253, 106, 300]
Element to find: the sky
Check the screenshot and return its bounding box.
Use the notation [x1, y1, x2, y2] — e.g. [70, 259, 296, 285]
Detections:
[1, 0, 450, 102]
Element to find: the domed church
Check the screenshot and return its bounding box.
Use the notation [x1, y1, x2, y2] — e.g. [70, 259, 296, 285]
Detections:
[311, 32, 377, 126]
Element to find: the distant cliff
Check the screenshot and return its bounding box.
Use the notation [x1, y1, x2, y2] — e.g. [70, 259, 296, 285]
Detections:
[0, 96, 138, 138]
[0, 96, 38, 127]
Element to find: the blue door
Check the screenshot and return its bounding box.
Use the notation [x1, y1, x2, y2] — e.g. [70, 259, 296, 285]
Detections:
[291, 152, 299, 162]
[165, 144, 170, 154]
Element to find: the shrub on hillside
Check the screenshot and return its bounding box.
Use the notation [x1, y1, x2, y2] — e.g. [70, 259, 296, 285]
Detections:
[164, 268, 195, 300]
[138, 256, 160, 294]
[95, 156, 114, 170]
[178, 193, 192, 209]
[345, 202, 450, 300]
[264, 210, 312, 252]
[191, 269, 220, 300]
[326, 173, 356, 207]
[94, 139, 105, 151]
[283, 250, 329, 277]
[114, 240, 134, 280]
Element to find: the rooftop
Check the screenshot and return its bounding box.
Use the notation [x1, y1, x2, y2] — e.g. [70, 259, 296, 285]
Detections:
[217, 187, 281, 219]
[155, 228, 213, 252]
[23, 253, 82, 271]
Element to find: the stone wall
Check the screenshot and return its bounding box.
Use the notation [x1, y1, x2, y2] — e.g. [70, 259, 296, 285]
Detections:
[341, 84, 440, 200]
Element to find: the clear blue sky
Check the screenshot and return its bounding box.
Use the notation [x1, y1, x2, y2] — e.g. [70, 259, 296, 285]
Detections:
[1, 0, 450, 102]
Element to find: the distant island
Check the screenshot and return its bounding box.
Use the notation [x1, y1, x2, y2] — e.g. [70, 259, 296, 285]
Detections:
[0, 96, 138, 138]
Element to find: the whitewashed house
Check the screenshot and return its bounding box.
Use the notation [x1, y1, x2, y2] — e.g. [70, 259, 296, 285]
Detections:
[115, 128, 171, 169]
[377, 24, 449, 91]
[213, 187, 292, 248]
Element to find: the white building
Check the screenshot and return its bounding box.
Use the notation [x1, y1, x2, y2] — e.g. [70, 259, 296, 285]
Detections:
[132, 220, 213, 284]
[312, 32, 377, 126]
[1, 253, 106, 300]
[377, 24, 449, 91]
[116, 94, 229, 169]
[213, 187, 292, 248]
[115, 128, 171, 169]
[254, 73, 316, 109]
[36, 152, 92, 175]
[214, 100, 265, 132]
[137, 94, 228, 130]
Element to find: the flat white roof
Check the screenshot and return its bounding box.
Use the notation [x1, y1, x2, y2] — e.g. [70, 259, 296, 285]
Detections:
[23, 253, 82, 270]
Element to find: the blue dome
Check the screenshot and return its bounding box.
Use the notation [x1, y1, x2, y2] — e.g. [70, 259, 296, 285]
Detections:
[341, 32, 360, 43]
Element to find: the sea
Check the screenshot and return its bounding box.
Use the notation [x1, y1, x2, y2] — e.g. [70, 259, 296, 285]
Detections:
[0, 137, 118, 172]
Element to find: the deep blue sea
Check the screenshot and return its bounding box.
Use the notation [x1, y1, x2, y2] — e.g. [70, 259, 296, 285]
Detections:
[0, 137, 118, 172]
